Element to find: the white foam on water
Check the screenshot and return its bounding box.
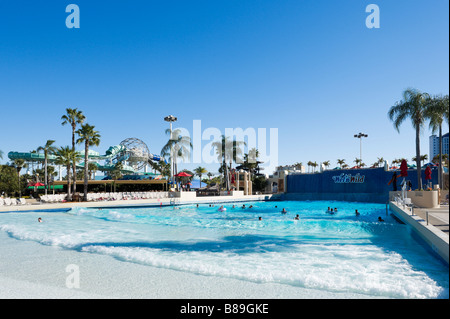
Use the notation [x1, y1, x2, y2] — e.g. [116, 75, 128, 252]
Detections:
[0, 201, 448, 299]
[80, 243, 444, 299]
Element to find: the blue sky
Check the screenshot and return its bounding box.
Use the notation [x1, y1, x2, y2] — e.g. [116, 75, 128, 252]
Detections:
[0, 0, 448, 175]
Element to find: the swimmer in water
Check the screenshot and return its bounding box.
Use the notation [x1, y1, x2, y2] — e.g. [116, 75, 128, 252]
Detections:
[355, 209, 360, 216]
[294, 214, 299, 220]
[281, 208, 287, 214]
[38, 217, 43, 223]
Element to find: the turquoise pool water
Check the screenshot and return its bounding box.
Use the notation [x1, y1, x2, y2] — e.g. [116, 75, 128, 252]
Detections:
[0, 200, 448, 298]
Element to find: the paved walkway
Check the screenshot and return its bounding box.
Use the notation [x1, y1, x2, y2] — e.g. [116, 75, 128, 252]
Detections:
[413, 205, 449, 235]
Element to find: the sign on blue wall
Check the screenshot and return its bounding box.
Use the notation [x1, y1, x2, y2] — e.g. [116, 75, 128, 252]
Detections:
[286, 167, 439, 196]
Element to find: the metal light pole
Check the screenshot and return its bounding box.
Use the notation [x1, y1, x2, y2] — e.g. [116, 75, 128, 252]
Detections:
[164, 115, 177, 189]
[354, 132, 368, 164]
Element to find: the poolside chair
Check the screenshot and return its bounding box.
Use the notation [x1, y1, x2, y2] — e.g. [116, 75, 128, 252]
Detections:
[0, 198, 4, 206]
[19, 198, 28, 205]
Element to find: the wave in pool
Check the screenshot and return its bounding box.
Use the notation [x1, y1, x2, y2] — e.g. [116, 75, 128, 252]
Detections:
[0, 201, 448, 298]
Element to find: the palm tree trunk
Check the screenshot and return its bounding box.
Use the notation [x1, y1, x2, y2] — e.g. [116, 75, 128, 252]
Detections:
[83, 142, 89, 201]
[17, 168, 21, 197]
[44, 154, 48, 195]
[439, 125, 443, 189]
[66, 164, 72, 201]
[415, 127, 422, 190]
[72, 126, 77, 200]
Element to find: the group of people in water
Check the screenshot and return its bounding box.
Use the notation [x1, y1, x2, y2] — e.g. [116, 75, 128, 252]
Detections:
[187, 203, 385, 223]
[327, 207, 384, 222]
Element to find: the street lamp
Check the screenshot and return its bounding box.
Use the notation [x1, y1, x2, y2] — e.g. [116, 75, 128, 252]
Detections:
[354, 132, 368, 164]
[164, 115, 178, 188]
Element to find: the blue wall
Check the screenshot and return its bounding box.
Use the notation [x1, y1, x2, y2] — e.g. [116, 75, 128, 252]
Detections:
[286, 167, 439, 203]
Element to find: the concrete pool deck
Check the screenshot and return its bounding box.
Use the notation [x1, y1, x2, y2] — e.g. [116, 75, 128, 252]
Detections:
[389, 202, 449, 265]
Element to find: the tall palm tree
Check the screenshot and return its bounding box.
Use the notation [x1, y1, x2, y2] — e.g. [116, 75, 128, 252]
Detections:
[425, 94, 449, 189]
[307, 161, 312, 173]
[160, 128, 192, 181]
[37, 140, 57, 195]
[388, 88, 431, 190]
[55, 146, 82, 201]
[323, 160, 330, 171]
[76, 124, 101, 201]
[194, 166, 208, 188]
[212, 135, 245, 190]
[61, 108, 85, 197]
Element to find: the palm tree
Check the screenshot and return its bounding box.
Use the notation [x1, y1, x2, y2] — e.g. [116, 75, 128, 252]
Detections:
[306, 161, 312, 173]
[312, 161, 318, 173]
[37, 140, 57, 195]
[377, 157, 384, 167]
[425, 94, 449, 189]
[412, 154, 428, 166]
[76, 124, 101, 201]
[110, 162, 123, 192]
[388, 88, 431, 190]
[194, 166, 208, 188]
[212, 135, 245, 191]
[88, 162, 98, 180]
[55, 146, 81, 201]
[160, 128, 192, 181]
[323, 160, 330, 171]
[353, 158, 361, 167]
[61, 108, 85, 196]
[12, 159, 28, 197]
[337, 159, 346, 169]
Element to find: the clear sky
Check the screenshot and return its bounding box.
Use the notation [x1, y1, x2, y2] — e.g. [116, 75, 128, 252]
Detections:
[0, 0, 448, 175]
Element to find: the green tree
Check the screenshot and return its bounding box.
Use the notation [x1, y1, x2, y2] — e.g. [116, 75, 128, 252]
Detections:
[88, 162, 98, 180]
[425, 94, 449, 189]
[212, 135, 245, 190]
[149, 159, 171, 180]
[0, 165, 19, 195]
[412, 154, 428, 166]
[110, 162, 123, 192]
[37, 140, 57, 195]
[337, 159, 346, 169]
[76, 124, 101, 201]
[55, 146, 82, 201]
[12, 159, 28, 197]
[193, 166, 208, 188]
[61, 108, 85, 196]
[388, 88, 431, 190]
[160, 128, 192, 181]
